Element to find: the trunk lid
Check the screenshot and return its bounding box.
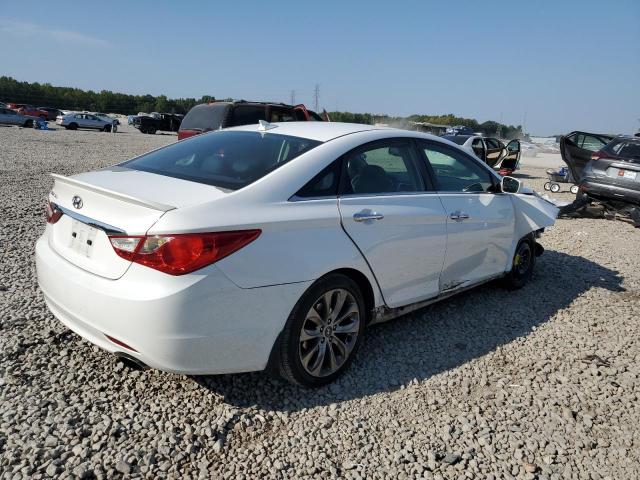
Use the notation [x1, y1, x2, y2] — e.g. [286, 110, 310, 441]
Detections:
[48, 168, 228, 279]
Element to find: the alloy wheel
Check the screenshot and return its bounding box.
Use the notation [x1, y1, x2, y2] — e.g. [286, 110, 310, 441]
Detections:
[298, 288, 360, 377]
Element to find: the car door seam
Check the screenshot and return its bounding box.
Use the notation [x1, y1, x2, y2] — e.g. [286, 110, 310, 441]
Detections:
[336, 198, 389, 307]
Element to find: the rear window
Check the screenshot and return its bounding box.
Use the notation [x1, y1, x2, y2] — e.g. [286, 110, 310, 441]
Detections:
[180, 104, 230, 131]
[121, 130, 322, 190]
[229, 105, 267, 126]
[605, 139, 640, 159]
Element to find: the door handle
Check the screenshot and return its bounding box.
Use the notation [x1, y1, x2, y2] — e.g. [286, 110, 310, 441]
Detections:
[353, 211, 384, 222]
[450, 210, 470, 221]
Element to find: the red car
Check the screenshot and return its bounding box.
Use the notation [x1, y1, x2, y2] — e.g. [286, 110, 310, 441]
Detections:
[178, 101, 325, 140]
[16, 105, 49, 120]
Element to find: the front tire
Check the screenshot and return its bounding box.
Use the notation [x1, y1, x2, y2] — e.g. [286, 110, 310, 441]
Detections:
[502, 237, 536, 290]
[147, 126, 156, 135]
[278, 274, 366, 387]
[68, 122, 78, 130]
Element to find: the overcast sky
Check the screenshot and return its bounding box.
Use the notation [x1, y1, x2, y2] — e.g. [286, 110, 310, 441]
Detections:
[1, 0, 638, 135]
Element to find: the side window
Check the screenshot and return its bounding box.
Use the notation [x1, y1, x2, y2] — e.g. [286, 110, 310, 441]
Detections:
[341, 140, 425, 195]
[580, 134, 607, 152]
[471, 138, 485, 157]
[228, 106, 267, 126]
[420, 142, 494, 193]
[295, 160, 341, 198]
[485, 138, 500, 149]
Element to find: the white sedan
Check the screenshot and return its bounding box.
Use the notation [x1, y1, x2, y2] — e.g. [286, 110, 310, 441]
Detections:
[36, 122, 557, 386]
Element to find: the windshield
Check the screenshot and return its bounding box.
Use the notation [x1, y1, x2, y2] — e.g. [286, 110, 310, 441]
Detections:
[121, 130, 322, 190]
[180, 104, 230, 131]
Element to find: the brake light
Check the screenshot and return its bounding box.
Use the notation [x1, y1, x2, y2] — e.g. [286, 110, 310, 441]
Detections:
[591, 152, 616, 161]
[45, 200, 62, 224]
[108, 230, 261, 275]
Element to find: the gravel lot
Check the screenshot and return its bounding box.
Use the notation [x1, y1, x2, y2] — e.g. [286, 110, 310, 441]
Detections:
[1, 124, 639, 479]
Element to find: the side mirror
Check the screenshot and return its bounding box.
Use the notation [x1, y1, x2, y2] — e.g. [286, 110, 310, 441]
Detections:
[501, 176, 521, 193]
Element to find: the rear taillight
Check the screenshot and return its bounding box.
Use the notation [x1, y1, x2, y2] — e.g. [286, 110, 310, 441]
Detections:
[45, 200, 62, 224]
[591, 152, 616, 161]
[108, 230, 261, 275]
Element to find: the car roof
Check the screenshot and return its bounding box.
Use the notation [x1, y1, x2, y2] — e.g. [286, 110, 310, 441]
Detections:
[225, 121, 387, 142]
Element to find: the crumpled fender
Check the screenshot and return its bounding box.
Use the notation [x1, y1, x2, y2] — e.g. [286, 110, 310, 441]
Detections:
[510, 192, 559, 237]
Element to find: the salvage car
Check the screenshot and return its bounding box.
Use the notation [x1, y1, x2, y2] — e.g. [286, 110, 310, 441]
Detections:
[132, 112, 181, 134]
[441, 134, 521, 173]
[178, 101, 322, 140]
[0, 107, 37, 127]
[15, 105, 49, 119]
[56, 112, 116, 132]
[38, 107, 63, 121]
[36, 122, 557, 387]
[563, 134, 640, 205]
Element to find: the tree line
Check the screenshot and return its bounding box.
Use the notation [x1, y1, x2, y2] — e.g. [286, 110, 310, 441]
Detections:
[0, 76, 214, 115]
[1, 76, 523, 138]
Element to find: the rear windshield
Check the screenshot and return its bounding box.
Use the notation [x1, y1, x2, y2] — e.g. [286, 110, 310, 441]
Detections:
[121, 130, 322, 190]
[604, 138, 640, 159]
[441, 135, 469, 145]
[180, 104, 229, 131]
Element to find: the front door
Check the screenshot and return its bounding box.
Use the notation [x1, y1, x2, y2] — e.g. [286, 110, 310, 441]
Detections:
[338, 138, 447, 308]
[418, 140, 515, 290]
[500, 140, 521, 172]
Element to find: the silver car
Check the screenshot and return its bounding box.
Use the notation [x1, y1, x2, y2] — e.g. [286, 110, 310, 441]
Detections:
[56, 112, 115, 132]
[0, 107, 36, 127]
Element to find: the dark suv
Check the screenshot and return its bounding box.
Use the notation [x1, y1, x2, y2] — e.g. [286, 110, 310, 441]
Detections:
[178, 101, 324, 140]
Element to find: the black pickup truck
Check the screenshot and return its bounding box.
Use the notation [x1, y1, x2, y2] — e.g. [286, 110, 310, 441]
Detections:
[132, 112, 183, 134]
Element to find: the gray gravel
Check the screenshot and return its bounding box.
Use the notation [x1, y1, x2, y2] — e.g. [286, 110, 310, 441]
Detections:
[1, 124, 639, 479]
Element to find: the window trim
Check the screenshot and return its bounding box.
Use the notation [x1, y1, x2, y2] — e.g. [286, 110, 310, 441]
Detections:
[416, 139, 500, 194]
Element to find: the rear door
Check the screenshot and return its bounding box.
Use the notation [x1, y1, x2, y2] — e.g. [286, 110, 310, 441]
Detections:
[338, 138, 447, 307]
[560, 131, 613, 181]
[418, 140, 514, 290]
[484, 138, 504, 167]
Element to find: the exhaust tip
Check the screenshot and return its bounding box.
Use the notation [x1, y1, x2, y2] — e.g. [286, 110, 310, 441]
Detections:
[115, 352, 148, 371]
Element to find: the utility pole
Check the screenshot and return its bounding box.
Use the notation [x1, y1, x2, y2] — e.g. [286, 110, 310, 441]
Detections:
[290, 90, 296, 105]
[314, 84, 320, 112]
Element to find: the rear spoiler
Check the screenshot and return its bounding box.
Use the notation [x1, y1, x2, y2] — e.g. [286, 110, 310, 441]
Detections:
[51, 173, 176, 212]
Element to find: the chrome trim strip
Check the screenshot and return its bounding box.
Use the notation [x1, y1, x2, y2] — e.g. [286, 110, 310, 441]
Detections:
[55, 204, 126, 235]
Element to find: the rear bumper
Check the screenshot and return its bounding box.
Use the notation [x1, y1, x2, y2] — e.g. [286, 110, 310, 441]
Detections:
[36, 235, 311, 374]
[581, 179, 640, 205]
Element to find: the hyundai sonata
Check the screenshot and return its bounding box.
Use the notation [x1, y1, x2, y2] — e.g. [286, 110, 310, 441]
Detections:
[36, 122, 557, 386]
